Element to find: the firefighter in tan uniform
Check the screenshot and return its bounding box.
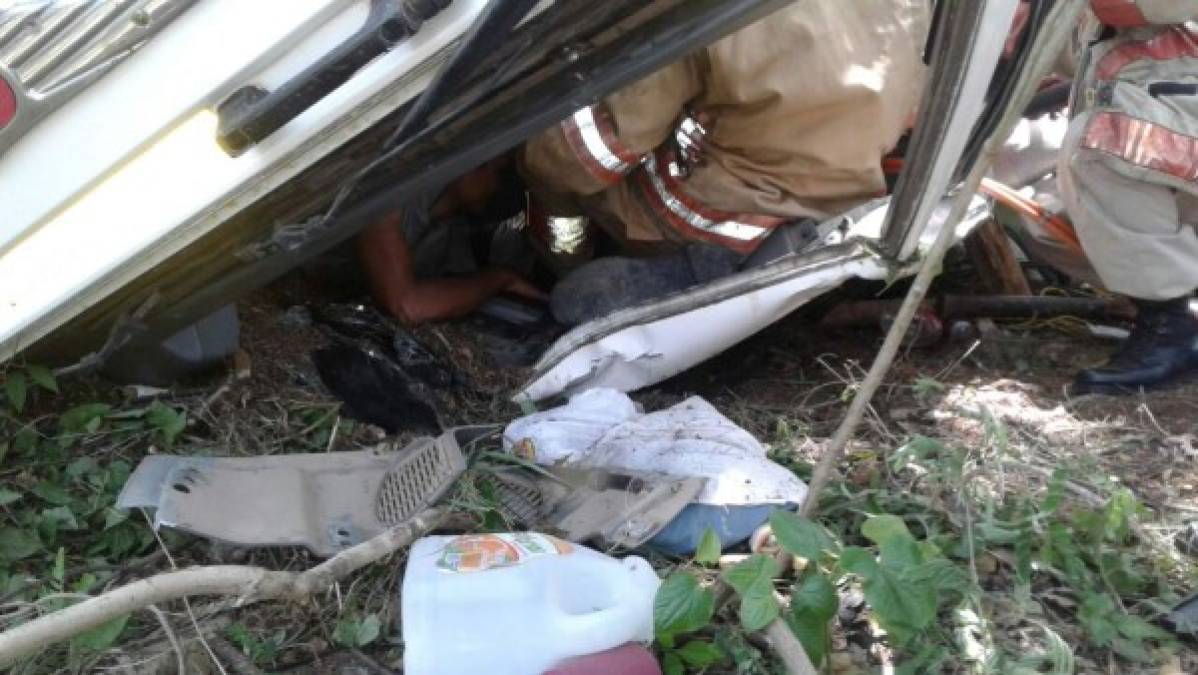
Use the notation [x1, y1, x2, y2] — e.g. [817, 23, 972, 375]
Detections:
[1059, 0, 1198, 393]
[523, 1, 929, 324]
[359, 1, 930, 326]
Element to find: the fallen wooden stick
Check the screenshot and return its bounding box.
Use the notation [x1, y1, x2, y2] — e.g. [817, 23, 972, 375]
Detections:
[0, 509, 444, 668]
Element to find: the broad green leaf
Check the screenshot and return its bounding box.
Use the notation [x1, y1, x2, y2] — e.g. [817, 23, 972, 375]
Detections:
[861, 515, 923, 569]
[738, 590, 780, 633]
[787, 572, 838, 665]
[860, 514, 913, 550]
[355, 614, 381, 646]
[786, 610, 831, 668]
[60, 403, 112, 433]
[769, 510, 836, 561]
[722, 554, 781, 631]
[105, 461, 132, 492]
[677, 640, 725, 668]
[26, 365, 58, 393]
[662, 652, 685, 675]
[73, 614, 129, 651]
[103, 508, 129, 530]
[839, 547, 878, 577]
[722, 554, 781, 595]
[0, 488, 21, 506]
[146, 403, 187, 446]
[654, 572, 715, 646]
[0, 527, 40, 562]
[32, 481, 72, 505]
[5, 372, 26, 413]
[334, 614, 381, 648]
[792, 572, 838, 622]
[333, 618, 358, 647]
[694, 528, 721, 565]
[838, 547, 935, 642]
[907, 559, 971, 596]
[41, 506, 80, 531]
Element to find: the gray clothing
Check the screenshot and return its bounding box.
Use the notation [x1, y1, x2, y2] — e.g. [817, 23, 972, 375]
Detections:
[550, 244, 740, 326]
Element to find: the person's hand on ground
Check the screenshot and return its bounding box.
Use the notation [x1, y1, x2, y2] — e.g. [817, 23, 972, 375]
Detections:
[499, 270, 550, 303]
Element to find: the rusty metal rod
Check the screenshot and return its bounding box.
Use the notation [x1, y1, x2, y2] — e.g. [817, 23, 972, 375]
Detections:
[820, 294, 1136, 329]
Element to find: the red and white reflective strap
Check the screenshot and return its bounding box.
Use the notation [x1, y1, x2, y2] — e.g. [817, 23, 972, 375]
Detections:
[638, 151, 781, 253]
[1091, 0, 1151, 26]
[1095, 23, 1198, 78]
[561, 105, 643, 185]
[1083, 111, 1198, 183]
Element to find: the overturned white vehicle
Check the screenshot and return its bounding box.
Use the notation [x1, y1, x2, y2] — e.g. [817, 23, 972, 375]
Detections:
[0, 0, 1063, 401]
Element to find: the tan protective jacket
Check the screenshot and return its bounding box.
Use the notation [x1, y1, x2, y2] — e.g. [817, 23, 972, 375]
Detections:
[523, 1, 929, 254]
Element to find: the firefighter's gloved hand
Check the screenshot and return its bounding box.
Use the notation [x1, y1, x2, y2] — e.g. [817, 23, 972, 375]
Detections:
[668, 109, 714, 179]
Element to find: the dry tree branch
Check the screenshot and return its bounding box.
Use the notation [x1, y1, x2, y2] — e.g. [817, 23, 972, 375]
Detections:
[0, 509, 444, 668]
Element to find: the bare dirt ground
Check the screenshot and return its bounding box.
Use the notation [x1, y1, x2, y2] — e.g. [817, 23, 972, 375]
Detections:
[3, 273, 1197, 674]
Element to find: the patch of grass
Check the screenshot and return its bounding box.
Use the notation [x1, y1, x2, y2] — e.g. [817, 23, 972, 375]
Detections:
[656, 386, 1192, 674]
[0, 363, 399, 672]
[3, 329, 1195, 675]
[795, 418, 1187, 673]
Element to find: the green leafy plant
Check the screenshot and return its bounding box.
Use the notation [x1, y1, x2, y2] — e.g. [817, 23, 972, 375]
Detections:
[145, 402, 187, 447]
[2, 364, 57, 413]
[785, 570, 838, 667]
[227, 623, 288, 665]
[654, 566, 726, 675]
[333, 613, 382, 648]
[72, 615, 130, 652]
[722, 554, 781, 632]
[694, 528, 722, 566]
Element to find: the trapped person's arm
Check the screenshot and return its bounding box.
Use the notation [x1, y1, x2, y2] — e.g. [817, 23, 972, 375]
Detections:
[358, 212, 544, 326]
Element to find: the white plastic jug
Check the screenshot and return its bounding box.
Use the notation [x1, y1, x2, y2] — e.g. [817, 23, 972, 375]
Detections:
[402, 533, 660, 675]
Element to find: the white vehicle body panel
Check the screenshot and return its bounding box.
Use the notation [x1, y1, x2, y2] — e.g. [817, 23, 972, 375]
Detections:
[518, 197, 992, 402]
[0, 0, 487, 357]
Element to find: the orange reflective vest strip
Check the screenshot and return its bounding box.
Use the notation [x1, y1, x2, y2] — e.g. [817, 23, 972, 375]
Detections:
[637, 151, 782, 253]
[1082, 111, 1198, 184]
[1091, 0, 1152, 26]
[1096, 24, 1198, 79]
[561, 106, 643, 185]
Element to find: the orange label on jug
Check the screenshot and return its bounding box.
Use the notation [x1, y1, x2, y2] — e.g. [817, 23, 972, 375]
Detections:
[436, 533, 573, 573]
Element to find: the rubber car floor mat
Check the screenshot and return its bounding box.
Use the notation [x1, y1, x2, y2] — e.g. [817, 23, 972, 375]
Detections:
[117, 430, 467, 556]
